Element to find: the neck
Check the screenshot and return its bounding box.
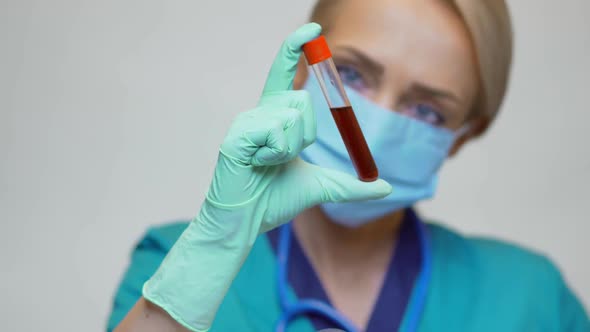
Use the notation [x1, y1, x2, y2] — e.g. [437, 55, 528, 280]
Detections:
[292, 207, 406, 329]
[293, 207, 405, 271]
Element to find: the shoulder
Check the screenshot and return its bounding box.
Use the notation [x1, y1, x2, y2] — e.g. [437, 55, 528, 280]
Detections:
[427, 222, 556, 276]
[425, 222, 589, 330]
[427, 221, 562, 291]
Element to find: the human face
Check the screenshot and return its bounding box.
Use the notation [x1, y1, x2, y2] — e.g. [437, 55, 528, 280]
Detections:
[295, 0, 480, 133]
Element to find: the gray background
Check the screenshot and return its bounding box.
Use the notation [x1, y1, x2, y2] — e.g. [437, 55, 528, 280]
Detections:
[1, 0, 589, 330]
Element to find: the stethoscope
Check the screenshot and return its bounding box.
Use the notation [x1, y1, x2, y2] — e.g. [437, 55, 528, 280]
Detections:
[274, 218, 433, 332]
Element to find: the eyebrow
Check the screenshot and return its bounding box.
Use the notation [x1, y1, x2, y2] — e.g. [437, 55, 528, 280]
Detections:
[409, 83, 462, 105]
[335, 46, 462, 106]
[334, 46, 385, 77]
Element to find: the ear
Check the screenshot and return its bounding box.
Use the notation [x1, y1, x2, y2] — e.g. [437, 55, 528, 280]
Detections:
[293, 57, 309, 90]
[448, 116, 491, 157]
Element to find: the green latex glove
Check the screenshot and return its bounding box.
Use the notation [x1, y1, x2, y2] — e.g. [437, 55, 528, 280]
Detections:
[143, 23, 392, 332]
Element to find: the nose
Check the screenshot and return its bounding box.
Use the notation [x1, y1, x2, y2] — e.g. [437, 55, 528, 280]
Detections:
[369, 83, 398, 111]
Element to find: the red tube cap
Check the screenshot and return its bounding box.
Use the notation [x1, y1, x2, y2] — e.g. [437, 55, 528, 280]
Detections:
[302, 36, 332, 65]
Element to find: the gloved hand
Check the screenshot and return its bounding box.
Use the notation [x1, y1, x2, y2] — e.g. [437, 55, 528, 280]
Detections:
[143, 23, 392, 332]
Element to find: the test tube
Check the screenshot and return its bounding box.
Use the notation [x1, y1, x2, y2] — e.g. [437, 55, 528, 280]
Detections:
[302, 36, 379, 182]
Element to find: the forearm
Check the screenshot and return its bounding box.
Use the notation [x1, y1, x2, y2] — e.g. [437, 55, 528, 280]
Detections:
[142, 208, 256, 330]
[114, 215, 249, 332]
[115, 297, 190, 332]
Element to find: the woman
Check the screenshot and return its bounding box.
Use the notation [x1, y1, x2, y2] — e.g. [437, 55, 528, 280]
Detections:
[108, 0, 589, 331]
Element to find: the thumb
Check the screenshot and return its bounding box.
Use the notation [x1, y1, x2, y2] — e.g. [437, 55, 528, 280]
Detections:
[312, 167, 393, 204]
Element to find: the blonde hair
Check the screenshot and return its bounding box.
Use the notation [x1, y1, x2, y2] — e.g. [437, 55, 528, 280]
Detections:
[311, 0, 513, 129]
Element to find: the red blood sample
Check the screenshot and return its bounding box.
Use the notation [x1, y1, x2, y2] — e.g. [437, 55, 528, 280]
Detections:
[330, 106, 378, 182]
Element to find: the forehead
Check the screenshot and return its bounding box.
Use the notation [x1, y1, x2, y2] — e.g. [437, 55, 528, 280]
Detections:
[322, 0, 478, 96]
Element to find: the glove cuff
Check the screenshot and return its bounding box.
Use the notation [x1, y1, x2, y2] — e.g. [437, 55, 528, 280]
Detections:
[142, 216, 252, 331]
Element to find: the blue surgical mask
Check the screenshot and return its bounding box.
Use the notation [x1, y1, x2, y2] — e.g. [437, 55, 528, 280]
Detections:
[300, 76, 461, 227]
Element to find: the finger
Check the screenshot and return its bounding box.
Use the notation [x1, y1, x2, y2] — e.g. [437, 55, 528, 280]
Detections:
[262, 23, 321, 95]
[272, 109, 304, 164]
[249, 107, 304, 166]
[258, 90, 316, 148]
[311, 166, 393, 204]
[248, 116, 289, 167]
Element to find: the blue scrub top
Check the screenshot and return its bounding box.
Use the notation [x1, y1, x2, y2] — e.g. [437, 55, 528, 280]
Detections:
[106, 214, 590, 332]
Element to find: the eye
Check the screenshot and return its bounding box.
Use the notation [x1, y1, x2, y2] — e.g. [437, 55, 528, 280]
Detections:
[400, 104, 446, 126]
[336, 64, 368, 92]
